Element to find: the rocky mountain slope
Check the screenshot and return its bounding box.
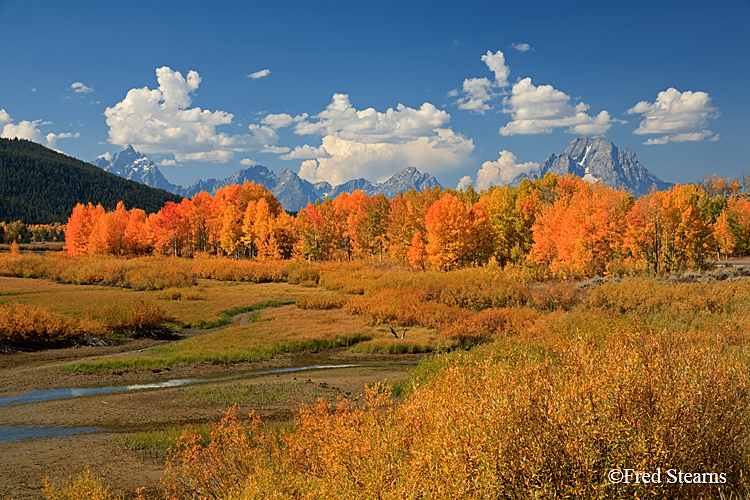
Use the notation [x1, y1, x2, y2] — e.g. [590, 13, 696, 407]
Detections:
[93, 147, 442, 211]
[511, 137, 674, 197]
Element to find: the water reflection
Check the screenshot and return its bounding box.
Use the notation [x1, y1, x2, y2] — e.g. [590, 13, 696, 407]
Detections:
[0, 364, 358, 408]
[0, 424, 104, 443]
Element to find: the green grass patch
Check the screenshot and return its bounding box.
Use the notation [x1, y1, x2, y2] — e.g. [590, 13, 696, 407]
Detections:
[114, 426, 212, 461]
[183, 381, 331, 406]
[348, 341, 439, 354]
[186, 299, 296, 330]
[62, 333, 373, 373]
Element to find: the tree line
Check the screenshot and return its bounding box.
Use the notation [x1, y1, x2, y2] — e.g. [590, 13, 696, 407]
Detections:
[62, 173, 750, 278]
[0, 138, 181, 223]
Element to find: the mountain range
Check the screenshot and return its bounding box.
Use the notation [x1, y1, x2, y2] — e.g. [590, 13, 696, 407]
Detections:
[95, 138, 674, 211]
[511, 137, 674, 197]
[93, 147, 442, 211]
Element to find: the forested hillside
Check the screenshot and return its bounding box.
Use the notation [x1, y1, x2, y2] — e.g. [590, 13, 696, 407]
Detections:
[0, 138, 182, 223]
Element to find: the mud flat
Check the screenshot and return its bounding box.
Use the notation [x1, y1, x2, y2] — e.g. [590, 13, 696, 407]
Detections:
[0, 338, 421, 499]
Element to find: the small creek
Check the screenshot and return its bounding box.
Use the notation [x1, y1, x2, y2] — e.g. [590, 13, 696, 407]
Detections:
[0, 364, 358, 443]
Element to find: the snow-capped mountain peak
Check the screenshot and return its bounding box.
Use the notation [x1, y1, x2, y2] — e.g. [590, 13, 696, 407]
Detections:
[511, 137, 673, 197]
[93, 146, 174, 191]
[92, 147, 442, 210]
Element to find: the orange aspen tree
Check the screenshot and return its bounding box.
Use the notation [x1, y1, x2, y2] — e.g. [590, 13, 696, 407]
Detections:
[295, 201, 338, 262]
[531, 180, 632, 278]
[408, 231, 428, 269]
[97, 201, 128, 255]
[465, 204, 494, 266]
[122, 207, 150, 255]
[187, 191, 214, 253]
[387, 194, 426, 265]
[348, 194, 389, 261]
[425, 193, 471, 270]
[151, 201, 187, 256]
[272, 210, 298, 259]
[65, 203, 93, 256]
[625, 190, 664, 273]
[84, 204, 107, 255]
[219, 204, 243, 258]
[335, 190, 367, 260]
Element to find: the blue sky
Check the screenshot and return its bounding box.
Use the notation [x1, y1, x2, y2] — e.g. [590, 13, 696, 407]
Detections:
[1, 0, 748, 191]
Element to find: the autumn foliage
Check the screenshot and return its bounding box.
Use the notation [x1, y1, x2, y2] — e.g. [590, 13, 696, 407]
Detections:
[62, 173, 750, 278]
[160, 290, 750, 498]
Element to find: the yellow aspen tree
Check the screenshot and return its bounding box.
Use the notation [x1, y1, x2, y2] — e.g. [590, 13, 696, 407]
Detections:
[712, 209, 735, 261]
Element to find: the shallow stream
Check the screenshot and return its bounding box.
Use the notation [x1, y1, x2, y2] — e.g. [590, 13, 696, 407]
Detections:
[0, 363, 358, 442]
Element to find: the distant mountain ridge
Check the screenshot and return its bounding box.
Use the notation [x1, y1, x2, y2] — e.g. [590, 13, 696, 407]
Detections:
[93, 148, 442, 211]
[511, 137, 674, 197]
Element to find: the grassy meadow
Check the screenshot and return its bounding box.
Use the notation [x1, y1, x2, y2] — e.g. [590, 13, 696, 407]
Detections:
[3, 253, 750, 498]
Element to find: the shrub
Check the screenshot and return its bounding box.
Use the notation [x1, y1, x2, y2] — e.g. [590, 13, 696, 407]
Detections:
[122, 258, 195, 290]
[285, 261, 321, 286]
[43, 468, 144, 500]
[0, 302, 85, 346]
[163, 325, 750, 499]
[85, 301, 173, 337]
[191, 255, 286, 283]
[0, 254, 196, 290]
[295, 292, 346, 310]
[156, 287, 204, 301]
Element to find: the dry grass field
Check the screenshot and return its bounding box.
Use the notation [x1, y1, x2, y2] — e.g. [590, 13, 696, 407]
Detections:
[4, 254, 750, 499]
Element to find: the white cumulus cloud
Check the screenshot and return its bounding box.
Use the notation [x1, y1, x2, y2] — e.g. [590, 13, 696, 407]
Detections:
[70, 82, 94, 93]
[282, 94, 473, 185]
[248, 69, 271, 79]
[262, 113, 295, 129]
[511, 42, 533, 52]
[280, 144, 332, 160]
[240, 158, 259, 166]
[293, 93, 451, 144]
[261, 145, 291, 154]
[452, 50, 511, 114]
[455, 77, 495, 113]
[0, 109, 11, 127]
[626, 87, 719, 144]
[104, 66, 280, 162]
[456, 175, 474, 191]
[499, 78, 615, 136]
[298, 128, 473, 185]
[459, 150, 539, 191]
[481, 50, 510, 88]
[2, 120, 46, 144]
[1, 110, 79, 149]
[45, 132, 80, 149]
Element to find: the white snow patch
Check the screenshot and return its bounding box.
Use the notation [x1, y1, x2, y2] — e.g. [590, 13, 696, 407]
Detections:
[579, 145, 592, 166]
[583, 172, 601, 183]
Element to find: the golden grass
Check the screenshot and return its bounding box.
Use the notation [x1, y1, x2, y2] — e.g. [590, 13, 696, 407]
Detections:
[0, 276, 320, 330]
[165, 280, 314, 327]
[63, 305, 395, 372]
[157, 305, 381, 359]
[39, 262, 750, 498]
[161, 313, 750, 499]
[0, 278, 154, 319]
